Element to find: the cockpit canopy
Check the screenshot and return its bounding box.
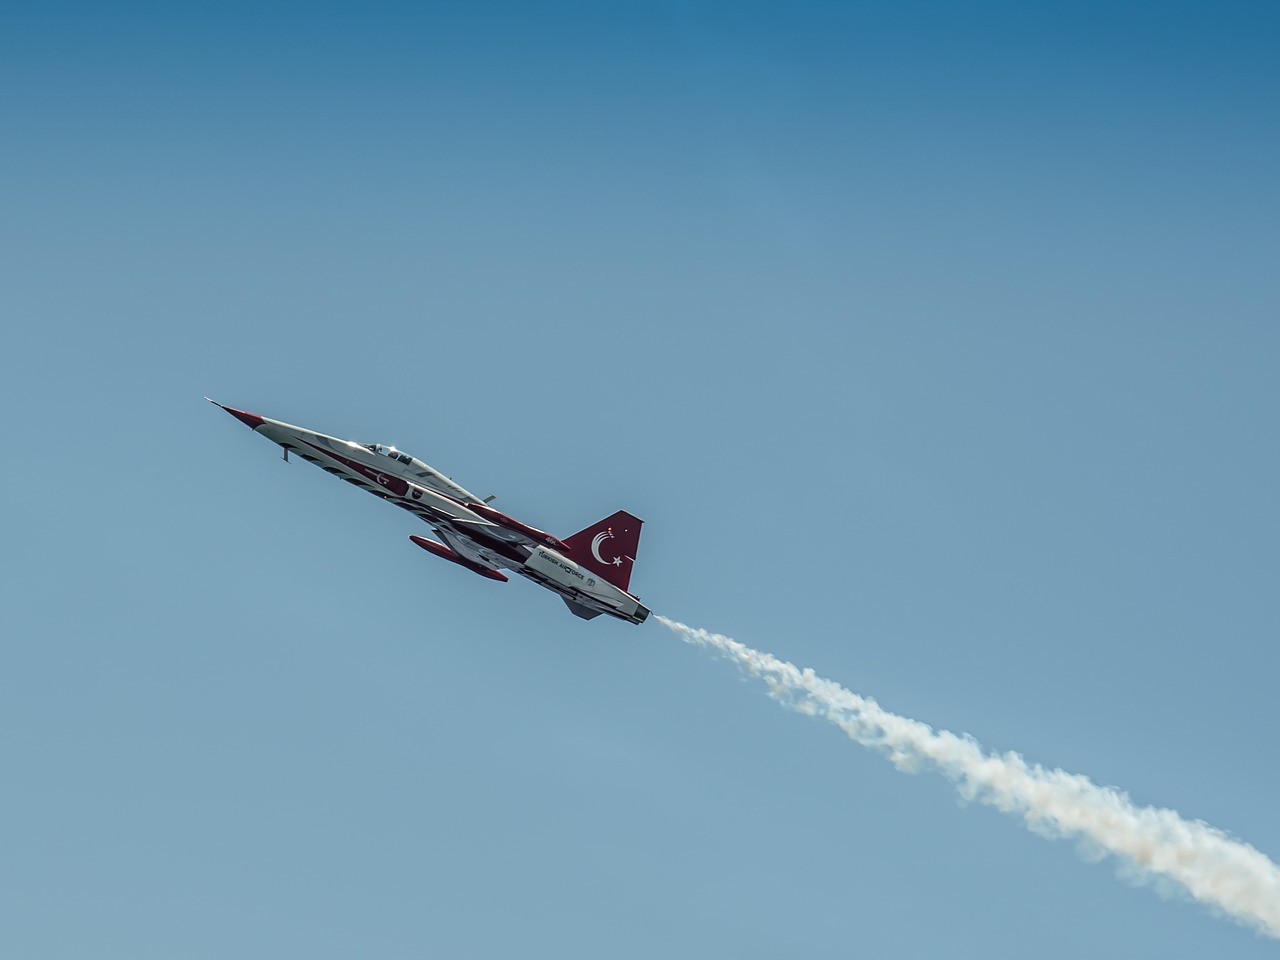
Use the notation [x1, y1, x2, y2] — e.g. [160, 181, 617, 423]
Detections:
[357, 441, 477, 502]
[364, 443, 415, 465]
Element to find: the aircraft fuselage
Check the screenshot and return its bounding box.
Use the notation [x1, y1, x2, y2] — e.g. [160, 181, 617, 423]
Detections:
[210, 401, 649, 625]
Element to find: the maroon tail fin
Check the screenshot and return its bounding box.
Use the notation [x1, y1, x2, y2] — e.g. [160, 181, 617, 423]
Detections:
[561, 510, 643, 592]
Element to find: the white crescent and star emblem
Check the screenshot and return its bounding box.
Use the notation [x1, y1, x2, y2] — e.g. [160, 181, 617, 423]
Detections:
[590, 530, 625, 567]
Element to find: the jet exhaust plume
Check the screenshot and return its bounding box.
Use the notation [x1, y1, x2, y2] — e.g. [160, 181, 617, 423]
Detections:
[656, 616, 1280, 938]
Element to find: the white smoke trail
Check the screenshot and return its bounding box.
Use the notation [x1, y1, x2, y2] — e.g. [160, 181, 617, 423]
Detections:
[657, 616, 1280, 938]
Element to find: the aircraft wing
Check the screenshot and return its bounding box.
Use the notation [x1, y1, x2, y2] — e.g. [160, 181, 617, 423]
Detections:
[434, 525, 497, 568]
[449, 516, 545, 549]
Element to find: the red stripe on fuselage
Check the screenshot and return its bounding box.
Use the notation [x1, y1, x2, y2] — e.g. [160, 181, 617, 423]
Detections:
[221, 405, 266, 429]
[299, 439, 410, 498]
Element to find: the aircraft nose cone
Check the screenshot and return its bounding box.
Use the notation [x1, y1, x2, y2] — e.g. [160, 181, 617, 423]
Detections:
[205, 397, 265, 429]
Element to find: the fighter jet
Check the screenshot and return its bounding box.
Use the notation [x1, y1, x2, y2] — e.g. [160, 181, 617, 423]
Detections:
[208, 400, 649, 625]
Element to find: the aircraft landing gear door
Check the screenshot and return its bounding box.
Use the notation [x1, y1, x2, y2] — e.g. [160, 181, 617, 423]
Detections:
[282, 445, 290, 461]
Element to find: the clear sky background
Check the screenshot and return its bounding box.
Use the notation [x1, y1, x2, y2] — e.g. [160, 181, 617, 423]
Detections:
[3, 2, 1278, 957]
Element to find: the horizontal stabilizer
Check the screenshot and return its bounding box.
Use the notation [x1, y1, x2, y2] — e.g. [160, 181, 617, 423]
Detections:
[562, 597, 603, 620]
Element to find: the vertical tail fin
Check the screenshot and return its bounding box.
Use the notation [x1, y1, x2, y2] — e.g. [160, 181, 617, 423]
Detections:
[561, 510, 643, 592]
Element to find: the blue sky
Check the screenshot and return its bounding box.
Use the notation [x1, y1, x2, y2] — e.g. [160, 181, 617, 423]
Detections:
[3, 2, 1278, 956]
